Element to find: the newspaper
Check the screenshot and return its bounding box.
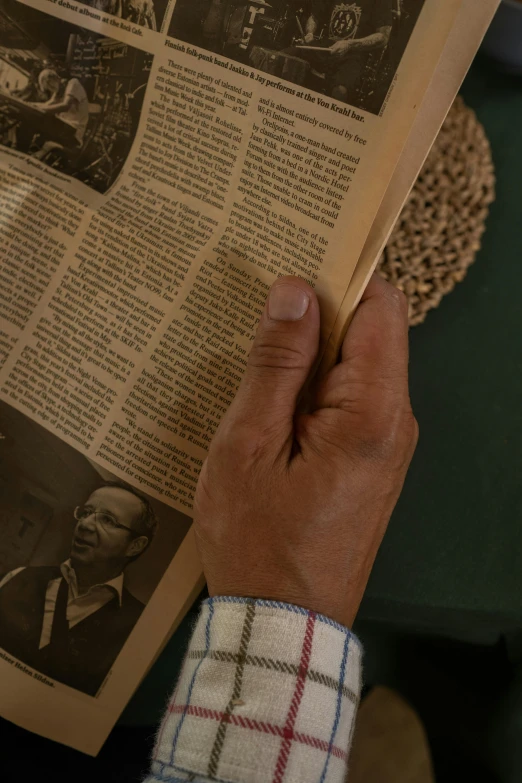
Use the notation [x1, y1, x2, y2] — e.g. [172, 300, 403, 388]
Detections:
[0, 0, 498, 753]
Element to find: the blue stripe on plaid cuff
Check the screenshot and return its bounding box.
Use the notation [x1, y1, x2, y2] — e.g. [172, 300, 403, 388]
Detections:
[145, 597, 362, 783]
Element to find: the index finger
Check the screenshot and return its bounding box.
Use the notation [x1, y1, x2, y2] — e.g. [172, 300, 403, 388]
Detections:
[313, 274, 410, 412]
[341, 273, 410, 377]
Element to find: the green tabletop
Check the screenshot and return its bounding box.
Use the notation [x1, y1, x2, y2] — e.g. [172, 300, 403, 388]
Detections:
[121, 55, 522, 727]
[360, 55, 522, 641]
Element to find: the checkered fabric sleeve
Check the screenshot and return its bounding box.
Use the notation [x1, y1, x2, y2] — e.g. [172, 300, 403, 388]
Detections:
[145, 596, 362, 783]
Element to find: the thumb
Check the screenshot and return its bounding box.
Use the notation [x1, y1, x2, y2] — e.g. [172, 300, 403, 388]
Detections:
[228, 276, 320, 446]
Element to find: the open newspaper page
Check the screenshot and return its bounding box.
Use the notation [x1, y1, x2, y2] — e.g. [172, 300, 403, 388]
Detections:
[0, 0, 472, 753]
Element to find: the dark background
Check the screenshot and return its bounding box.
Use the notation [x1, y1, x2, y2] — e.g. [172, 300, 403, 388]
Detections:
[0, 401, 192, 604]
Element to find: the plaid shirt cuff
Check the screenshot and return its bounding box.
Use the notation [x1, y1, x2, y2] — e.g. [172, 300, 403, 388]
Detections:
[146, 597, 362, 783]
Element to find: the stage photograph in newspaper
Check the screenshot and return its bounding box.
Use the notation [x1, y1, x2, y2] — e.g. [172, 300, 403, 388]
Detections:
[0, 401, 192, 697]
[0, 0, 152, 193]
[71, 0, 169, 32]
[168, 0, 426, 115]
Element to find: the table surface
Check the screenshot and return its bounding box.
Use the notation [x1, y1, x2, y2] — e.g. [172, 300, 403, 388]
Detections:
[122, 54, 522, 726]
[360, 55, 522, 637]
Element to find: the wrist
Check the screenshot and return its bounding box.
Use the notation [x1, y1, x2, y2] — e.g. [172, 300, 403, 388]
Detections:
[207, 579, 361, 630]
[205, 595, 360, 638]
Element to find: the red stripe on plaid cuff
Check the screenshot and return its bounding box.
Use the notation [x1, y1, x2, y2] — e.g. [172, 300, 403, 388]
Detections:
[168, 703, 348, 763]
[273, 611, 316, 783]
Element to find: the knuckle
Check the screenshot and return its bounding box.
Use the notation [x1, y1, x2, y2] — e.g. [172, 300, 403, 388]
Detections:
[216, 419, 269, 465]
[194, 464, 213, 515]
[249, 339, 309, 372]
[394, 287, 408, 310]
[383, 285, 408, 318]
[409, 413, 420, 453]
[353, 403, 417, 466]
[353, 431, 397, 464]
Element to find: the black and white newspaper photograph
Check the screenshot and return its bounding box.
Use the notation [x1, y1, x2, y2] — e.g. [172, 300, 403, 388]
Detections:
[70, 0, 168, 31]
[0, 0, 152, 193]
[168, 0, 426, 114]
[0, 401, 192, 697]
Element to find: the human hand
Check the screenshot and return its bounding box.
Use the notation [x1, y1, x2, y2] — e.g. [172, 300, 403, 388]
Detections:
[194, 275, 418, 628]
[330, 38, 354, 56]
[303, 32, 315, 43]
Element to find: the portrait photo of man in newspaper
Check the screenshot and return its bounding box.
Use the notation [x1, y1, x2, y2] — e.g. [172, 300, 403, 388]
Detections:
[0, 402, 192, 697]
[0, 0, 152, 193]
[168, 0, 426, 115]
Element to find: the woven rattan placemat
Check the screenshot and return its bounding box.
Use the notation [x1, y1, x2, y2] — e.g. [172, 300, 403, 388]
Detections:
[378, 96, 495, 326]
